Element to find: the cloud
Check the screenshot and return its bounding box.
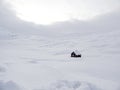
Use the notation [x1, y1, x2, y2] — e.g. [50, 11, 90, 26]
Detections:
[0, 0, 18, 28]
[51, 8, 120, 30]
[0, 0, 120, 38]
[89, 9, 120, 31]
[4, 0, 120, 25]
[0, 0, 47, 36]
[66, 0, 120, 18]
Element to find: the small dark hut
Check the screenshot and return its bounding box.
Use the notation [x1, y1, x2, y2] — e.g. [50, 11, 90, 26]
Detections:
[71, 51, 81, 58]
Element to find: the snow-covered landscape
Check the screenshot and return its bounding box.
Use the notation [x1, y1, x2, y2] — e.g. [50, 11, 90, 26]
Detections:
[0, 0, 120, 90]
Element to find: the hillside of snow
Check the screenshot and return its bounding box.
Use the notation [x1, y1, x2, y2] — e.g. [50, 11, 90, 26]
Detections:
[0, 23, 120, 90]
[0, 2, 120, 89]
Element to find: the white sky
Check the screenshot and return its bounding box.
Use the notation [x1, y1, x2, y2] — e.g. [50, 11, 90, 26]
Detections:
[7, 0, 120, 25]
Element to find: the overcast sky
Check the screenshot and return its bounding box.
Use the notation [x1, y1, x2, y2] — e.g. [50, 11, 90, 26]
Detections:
[5, 0, 120, 25]
[0, 0, 120, 36]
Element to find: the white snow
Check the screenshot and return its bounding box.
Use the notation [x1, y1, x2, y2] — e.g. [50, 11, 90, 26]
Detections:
[0, 26, 120, 90]
[0, 80, 22, 90]
[0, 7, 120, 89]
